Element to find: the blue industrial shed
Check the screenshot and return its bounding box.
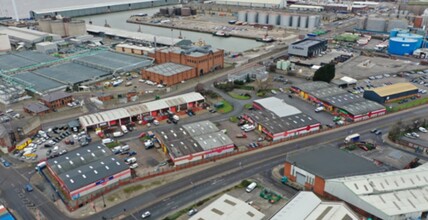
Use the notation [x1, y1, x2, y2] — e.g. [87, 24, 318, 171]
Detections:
[363, 83, 418, 103]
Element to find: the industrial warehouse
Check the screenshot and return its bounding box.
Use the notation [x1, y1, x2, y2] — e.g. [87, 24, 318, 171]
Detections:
[324, 163, 428, 219]
[291, 82, 386, 122]
[243, 97, 321, 141]
[156, 120, 234, 166]
[141, 62, 196, 86]
[0, 50, 153, 94]
[78, 92, 205, 130]
[363, 82, 419, 103]
[46, 145, 131, 201]
[283, 147, 383, 196]
[288, 38, 328, 58]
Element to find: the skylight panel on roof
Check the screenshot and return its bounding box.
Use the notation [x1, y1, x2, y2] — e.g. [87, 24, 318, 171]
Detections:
[70, 179, 74, 183]
[82, 174, 86, 179]
[105, 166, 109, 170]
[94, 170, 98, 174]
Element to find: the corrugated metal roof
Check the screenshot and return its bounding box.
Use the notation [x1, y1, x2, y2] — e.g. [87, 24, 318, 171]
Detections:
[325, 163, 428, 219]
[369, 82, 418, 97]
[86, 25, 183, 46]
[79, 92, 204, 128]
[254, 97, 301, 117]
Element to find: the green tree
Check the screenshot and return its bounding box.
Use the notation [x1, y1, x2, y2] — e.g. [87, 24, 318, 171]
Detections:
[313, 63, 335, 83]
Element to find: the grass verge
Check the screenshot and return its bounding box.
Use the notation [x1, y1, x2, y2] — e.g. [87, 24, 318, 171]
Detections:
[218, 100, 233, 114]
[387, 97, 428, 113]
[105, 141, 121, 148]
[228, 92, 251, 100]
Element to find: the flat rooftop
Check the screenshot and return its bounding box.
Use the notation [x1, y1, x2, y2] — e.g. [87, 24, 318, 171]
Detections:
[286, 146, 384, 179]
[73, 50, 153, 73]
[11, 71, 67, 94]
[340, 100, 385, 116]
[31, 0, 154, 13]
[86, 25, 184, 46]
[253, 97, 301, 118]
[0, 51, 58, 71]
[309, 87, 347, 99]
[189, 194, 264, 220]
[161, 45, 221, 57]
[157, 120, 233, 159]
[245, 110, 318, 134]
[369, 82, 418, 97]
[144, 62, 194, 76]
[291, 38, 324, 48]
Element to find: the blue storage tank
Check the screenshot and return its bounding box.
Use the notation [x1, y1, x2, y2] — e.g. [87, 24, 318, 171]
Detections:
[390, 29, 399, 38]
[388, 37, 419, 55]
[396, 33, 423, 48]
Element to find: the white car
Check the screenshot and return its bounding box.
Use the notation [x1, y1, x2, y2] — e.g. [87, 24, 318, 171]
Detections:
[153, 120, 159, 126]
[315, 106, 325, 113]
[241, 124, 255, 131]
[419, 127, 427, 133]
[411, 132, 420, 138]
[141, 211, 151, 218]
[130, 163, 139, 169]
[139, 79, 145, 83]
[157, 84, 164, 88]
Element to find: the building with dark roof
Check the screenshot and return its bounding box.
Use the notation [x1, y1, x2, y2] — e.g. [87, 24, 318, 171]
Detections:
[46, 145, 131, 200]
[292, 82, 386, 122]
[156, 120, 234, 166]
[243, 97, 320, 141]
[288, 38, 327, 58]
[284, 146, 384, 196]
[150, 45, 224, 76]
[40, 91, 72, 109]
[141, 62, 196, 86]
[363, 82, 418, 104]
[23, 102, 50, 116]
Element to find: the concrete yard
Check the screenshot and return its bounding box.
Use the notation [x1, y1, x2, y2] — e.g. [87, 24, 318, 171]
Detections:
[336, 55, 425, 79]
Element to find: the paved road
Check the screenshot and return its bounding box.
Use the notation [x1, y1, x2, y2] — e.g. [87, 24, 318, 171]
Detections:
[84, 105, 428, 220]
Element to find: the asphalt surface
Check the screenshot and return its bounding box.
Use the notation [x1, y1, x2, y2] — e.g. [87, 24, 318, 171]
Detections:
[90, 105, 428, 220]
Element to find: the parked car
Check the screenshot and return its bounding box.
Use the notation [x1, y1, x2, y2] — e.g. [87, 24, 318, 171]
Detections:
[141, 211, 151, 218]
[188, 208, 198, 216]
[411, 132, 420, 138]
[314, 106, 325, 113]
[370, 128, 378, 133]
[375, 130, 382, 135]
[419, 127, 427, 133]
[25, 184, 33, 192]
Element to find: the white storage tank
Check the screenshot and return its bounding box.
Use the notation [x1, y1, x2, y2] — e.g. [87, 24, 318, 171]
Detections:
[0, 34, 11, 52]
[268, 13, 279, 25]
[276, 60, 284, 69]
[238, 11, 247, 22]
[247, 11, 258, 24]
[258, 11, 268, 24]
[50, 20, 66, 37]
[281, 60, 291, 70]
[299, 16, 308, 29]
[280, 14, 291, 27]
[292, 15, 299, 28]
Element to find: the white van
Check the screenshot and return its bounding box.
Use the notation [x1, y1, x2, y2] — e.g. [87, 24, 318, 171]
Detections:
[113, 131, 124, 137]
[246, 182, 257, 193]
[121, 125, 128, 133]
[125, 157, 137, 164]
[35, 161, 46, 170]
[102, 138, 114, 145]
[120, 145, 130, 153]
[52, 146, 59, 152]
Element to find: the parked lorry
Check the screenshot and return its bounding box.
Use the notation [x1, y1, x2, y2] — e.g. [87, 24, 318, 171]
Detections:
[344, 133, 360, 143]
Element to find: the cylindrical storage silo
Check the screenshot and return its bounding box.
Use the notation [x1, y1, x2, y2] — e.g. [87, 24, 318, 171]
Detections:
[181, 7, 191, 16]
[388, 37, 419, 55]
[268, 13, 279, 25]
[66, 20, 86, 36]
[238, 11, 247, 22]
[390, 29, 399, 37]
[50, 20, 66, 37]
[281, 60, 290, 70]
[387, 19, 408, 31]
[299, 16, 308, 29]
[292, 15, 299, 28]
[366, 18, 386, 32]
[308, 16, 316, 30]
[276, 60, 283, 69]
[38, 19, 52, 33]
[280, 14, 291, 27]
[258, 11, 268, 24]
[397, 33, 423, 47]
[247, 11, 258, 24]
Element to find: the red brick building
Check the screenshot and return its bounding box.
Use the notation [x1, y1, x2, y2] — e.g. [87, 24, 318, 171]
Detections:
[142, 62, 196, 86]
[149, 46, 224, 76]
[40, 91, 73, 109]
[284, 147, 383, 196]
[23, 103, 50, 116]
